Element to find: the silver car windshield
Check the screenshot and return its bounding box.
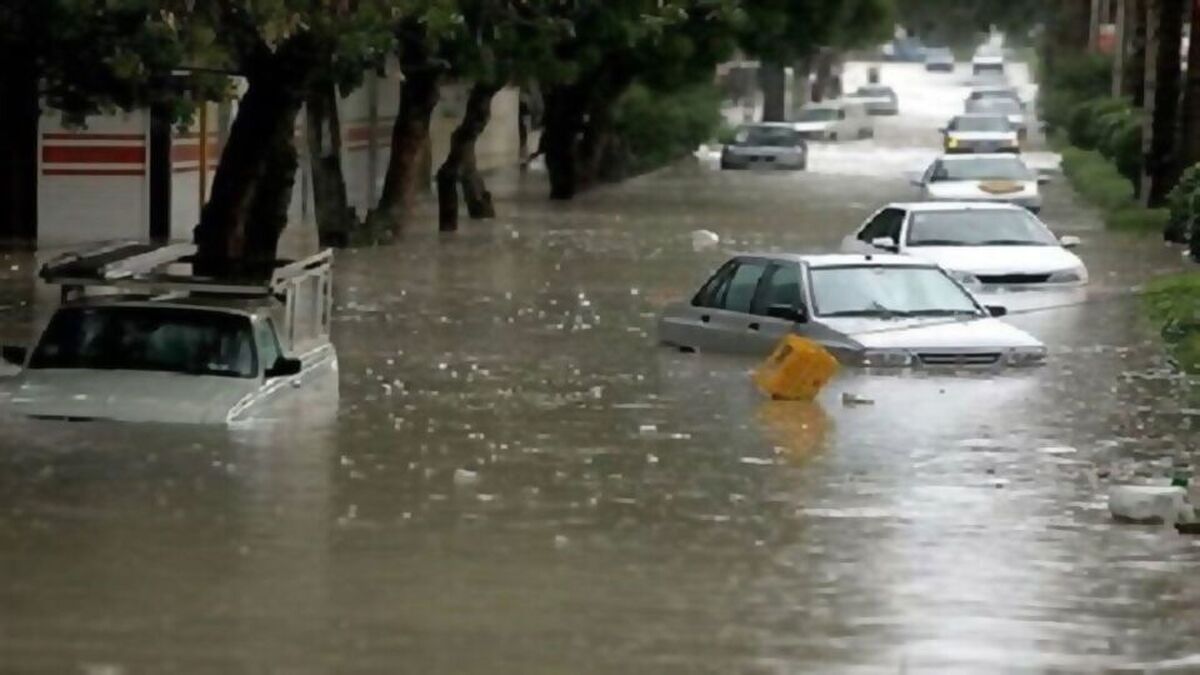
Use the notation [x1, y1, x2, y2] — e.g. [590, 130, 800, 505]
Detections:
[736, 126, 802, 147]
[931, 158, 1033, 181]
[28, 306, 258, 378]
[811, 266, 980, 318]
[950, 116, 1010, 132]
[967, 98, 1021, 115]
[907, 210, 1059, 247]
[799, 108, 838, 122]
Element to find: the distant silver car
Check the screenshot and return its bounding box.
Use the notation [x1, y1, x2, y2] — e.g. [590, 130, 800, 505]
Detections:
[849, 85, 899, 115]
[942, 114, 1020, 154]
[925, 47, 955, 72]
[721, 123, 808, 170]
[658, 253, 1046, 367]
[965, 97, 1027, 138]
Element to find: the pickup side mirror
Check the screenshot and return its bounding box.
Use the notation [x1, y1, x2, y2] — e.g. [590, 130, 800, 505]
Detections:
[265, 356, 303, 378]
[986, 305, 1008, 317]
[1, 345, 27, 367]
[766, 304, 808, 323]
[1059, 235, 1081, 248]
[871, 236, 899, 252]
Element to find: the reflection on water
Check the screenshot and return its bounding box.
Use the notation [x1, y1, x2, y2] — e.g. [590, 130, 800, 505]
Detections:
[0, 62, 1197, 673]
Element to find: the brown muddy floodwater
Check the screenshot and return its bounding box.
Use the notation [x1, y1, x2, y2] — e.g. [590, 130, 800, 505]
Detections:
[1, 63, 1199, 674]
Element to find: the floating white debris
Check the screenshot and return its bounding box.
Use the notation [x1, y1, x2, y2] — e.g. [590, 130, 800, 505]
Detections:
[554, 534, 570, 548]
[691, 229, 720, 251]
[647, 453, 660, 464]
[1109, 485, 1194, 525]
[1038, 446, 1078, 455]
[841, 392, 875, 407]
[453, 468, 480, 486]
[638, 424, 658, 435]
[740, 456, 775, 466]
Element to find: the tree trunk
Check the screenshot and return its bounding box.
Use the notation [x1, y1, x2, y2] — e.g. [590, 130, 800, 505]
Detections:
[1142, 0, 1185, 207]
[305, 79, 356, 247]
[194, 38, 315, 276]
[1182, 0, 1200, 168]
[0, 52, 39, 247]
[371, 66, 439, 234]
[812, 50, 835, 103]
[759, 62, 787, 122]
[1113, 0, 1128, 96]
[1091, 0, 1104, 50]
[542, 81, 589, 200]
[791, 58, 812, 117]
[436, 82, 500, 232]
[1128, 0, 1149, 103]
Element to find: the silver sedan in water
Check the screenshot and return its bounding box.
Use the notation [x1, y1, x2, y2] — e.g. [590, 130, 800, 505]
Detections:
[720, 123, 808, 170]
[658, 253, 1046, 367]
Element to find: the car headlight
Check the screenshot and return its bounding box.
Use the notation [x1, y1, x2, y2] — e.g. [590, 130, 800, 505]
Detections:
[946, 137, 959, 149]
[1046, 267, 1087, 283]
[948, 270, 981, 286]
[860, 350, 914, 367]
[1008, 346, 1047, 366]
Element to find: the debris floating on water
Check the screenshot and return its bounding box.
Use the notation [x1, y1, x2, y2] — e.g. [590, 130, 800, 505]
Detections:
[453, 468, 480, 486]
[841, 392, 875, 407]
[1109, 485, 1194, 525]
[691, 229, 720, 251]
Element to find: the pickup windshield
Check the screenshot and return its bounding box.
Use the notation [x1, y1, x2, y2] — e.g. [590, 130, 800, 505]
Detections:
[29, 306, 258, 378]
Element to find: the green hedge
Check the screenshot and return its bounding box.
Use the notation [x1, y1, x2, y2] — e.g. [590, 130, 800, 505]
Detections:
[610, 82, 723, 176]
[1144, 274, 1200, 373]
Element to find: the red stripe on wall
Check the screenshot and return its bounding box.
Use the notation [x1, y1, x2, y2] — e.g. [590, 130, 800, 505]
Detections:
[171, 143, 220, 163]
[43, 145, 146, 165]
[43, 132, 146, 141]
[43, 168, 145, 176]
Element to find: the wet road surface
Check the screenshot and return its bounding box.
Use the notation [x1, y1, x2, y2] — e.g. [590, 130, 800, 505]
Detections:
[1, 62, 1199, 673]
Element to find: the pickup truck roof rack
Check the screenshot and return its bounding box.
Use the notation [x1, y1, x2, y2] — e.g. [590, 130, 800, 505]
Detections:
[39, 242, 334, 349]
[40, 242, 332, 299]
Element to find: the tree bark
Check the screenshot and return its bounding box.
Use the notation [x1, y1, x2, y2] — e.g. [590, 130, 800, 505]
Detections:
[1142, 0, 1185, 207]
[759, 62, 787, 122]
[541, 82, 586, 200]
[371, 22, 441, 236]
[436, 82, 500, 232]
[790, 58, 811, 117]
[305, 78, 356, 247]
[1113, 0, 1128, 96]
[194, 35, 316, 277]
[1182, 0, 1200, 168]
[1128, 0, 1149, 104]
[812, 50, 835, 103]
[0, 51, 39, 247]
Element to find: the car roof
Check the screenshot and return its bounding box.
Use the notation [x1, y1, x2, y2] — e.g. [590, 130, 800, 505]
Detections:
[740, 122, 800, 130]
[952, 112, 1009, 120]
[886, 201, 1026, 213]
[935, 153, 1027, 163]
[734, 252, 937, 268]
[61, 295, 267, 318]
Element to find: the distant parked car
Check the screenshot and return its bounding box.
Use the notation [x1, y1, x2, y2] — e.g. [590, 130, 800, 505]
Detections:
[657, 253, 1045, 367]
[942, 114, 1020, 154]
[840, 202, 1088, 288]
[849, 85, 900, 115]
[924, 47, 955, 72]
[913, 154, 1046, 212]
[720, 123, 808, 171]
[794, 100, 873, 141]
[882, 37, 927, 63]
[966, 85, 1024, 109]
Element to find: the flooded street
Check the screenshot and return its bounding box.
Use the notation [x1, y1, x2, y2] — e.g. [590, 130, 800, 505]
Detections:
[2, 62, 1200, 673]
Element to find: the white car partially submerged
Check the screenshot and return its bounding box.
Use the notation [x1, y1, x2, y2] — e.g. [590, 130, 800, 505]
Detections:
[842, 202, 1088, 288]
[0, 243, 338, 425]
[914, 154, 1046, 212]
[793, 101, 873, 141]
[658, 253, 1046, 368]
[942, 114, 1020, 154]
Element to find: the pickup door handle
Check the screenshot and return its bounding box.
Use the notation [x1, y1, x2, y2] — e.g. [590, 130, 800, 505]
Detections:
[748, 322, 761, 331]
[700, 314, 711, 323]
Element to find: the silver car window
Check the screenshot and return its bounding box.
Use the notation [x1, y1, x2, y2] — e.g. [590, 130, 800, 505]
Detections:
[722, 261, 768, 314]
[753, 263, 803, 315]
[692, 261, 737, 308]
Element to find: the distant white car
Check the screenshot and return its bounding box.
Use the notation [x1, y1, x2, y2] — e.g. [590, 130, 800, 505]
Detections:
[925, 47, 955, 72]
[794, 100, 873, 141]
[720, 123, 807, 170]
[965, 97, 1027, 138]
[657, 253, 1046, 367]
[848, 85, 899, 116]
[942, 114, 1020, 154]
[966, 85, 1024, 109]
[841, 202, 1088, 287]
[972, 50, 1005, 76]
[914, 154, 1045, 212]
[0, 243, 338, 425]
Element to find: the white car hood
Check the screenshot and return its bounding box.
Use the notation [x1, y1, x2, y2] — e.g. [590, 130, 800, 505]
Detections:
[949, 131, 1017, 142]
[907, 245, 1084, 276]
[821, 316, 1041, 350]
[794, 121, 835, 133]
[1, 370, 258, 424]
[925, 180, 1037, 201]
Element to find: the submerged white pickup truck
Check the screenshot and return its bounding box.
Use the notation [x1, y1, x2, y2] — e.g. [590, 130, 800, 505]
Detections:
[0, 243, 338, 425]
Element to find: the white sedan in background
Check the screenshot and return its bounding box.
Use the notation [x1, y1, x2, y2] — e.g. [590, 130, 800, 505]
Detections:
[841, 202, 1088, 288]
[942, 114, 1020, 154]
[657, 253, 1045, 367]
[913, 154, 1046, 212]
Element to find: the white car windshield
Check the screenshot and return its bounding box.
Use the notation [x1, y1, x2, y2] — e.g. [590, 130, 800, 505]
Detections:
[930, 157, 1034, 181]
[799, 108, 839, 122]
[856, 87, 893, 98]
[811, 266, 981, 317]
[950, 116, 1010, 132]
[907, 210, 1059, 247]
[967, 98, 1021, 115]
[736, 126, 802, 147]
[28, 306, 258, 378]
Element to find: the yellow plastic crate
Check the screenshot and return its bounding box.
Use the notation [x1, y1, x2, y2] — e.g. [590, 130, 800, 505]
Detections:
[753, 335, 839, 401]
